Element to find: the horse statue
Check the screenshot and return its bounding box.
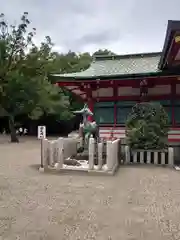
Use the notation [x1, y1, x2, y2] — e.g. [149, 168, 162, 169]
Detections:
[73, 104, 99, 151]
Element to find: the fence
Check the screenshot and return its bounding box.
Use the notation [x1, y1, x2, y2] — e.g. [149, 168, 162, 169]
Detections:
[88, 138, 120, 173]
[41, 137, 78, 169]
[124, 146, 174, 166]
[40, 137, 120, 175]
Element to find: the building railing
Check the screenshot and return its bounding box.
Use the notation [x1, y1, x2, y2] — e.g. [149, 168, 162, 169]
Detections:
[99, 127, 180, 142]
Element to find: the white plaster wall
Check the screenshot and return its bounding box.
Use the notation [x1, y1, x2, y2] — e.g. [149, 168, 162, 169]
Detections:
[118, 87, 140, 96]
[92, 85, 171, 97]
[176, 84, 180, 94]
[148, 85, 170, 95]
[92, 87, 113, 97]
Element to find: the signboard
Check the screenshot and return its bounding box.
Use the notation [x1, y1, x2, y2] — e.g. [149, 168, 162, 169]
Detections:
[38, 126, 46, 139]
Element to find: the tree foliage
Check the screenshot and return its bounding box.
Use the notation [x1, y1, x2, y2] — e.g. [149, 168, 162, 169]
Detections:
[0, 12, 116, 142]
[126, 102, 169, 150]
[93, 49, 116, 56]
[0, 12, 72, 142]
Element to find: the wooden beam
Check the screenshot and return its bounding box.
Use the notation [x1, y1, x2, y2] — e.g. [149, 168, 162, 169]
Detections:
[86, 84, 94, 122]
[171, 82, 176, 126]
[57, 77, 179, 89]
[113, 81, 117, 125]
[95, 94, 176, 102]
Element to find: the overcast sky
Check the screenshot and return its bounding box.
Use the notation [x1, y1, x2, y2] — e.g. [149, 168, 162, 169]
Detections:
[1, 0, 180, 54]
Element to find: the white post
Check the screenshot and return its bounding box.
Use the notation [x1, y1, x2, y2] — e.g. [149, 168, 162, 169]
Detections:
[154, 152, 158, 164]
[89, 138, 95, 170]
[106, 141, 113, 171]
[133, 152, 138, 163]
[168, 147, 174, 166]
[49, 141, 54, 166]
[147, 152, 151, 164]
[161, 152, 165, 165]
[55, 137, 64, 170]
[53, 140, 58, 164]
[58, 149, 64, 169]
[112, 139, 120, 168]
[38, 126, 46, 172]
[140, 152, 144, 164]
[97, 142, 103, 170]
[125, 146, 130, 163]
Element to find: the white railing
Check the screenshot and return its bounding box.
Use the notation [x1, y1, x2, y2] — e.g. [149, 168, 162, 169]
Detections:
[124, 146, 174, 166]
[88, 138, 120, 173]
[41, 137, 78, 170]
[40, 137, 120, 175]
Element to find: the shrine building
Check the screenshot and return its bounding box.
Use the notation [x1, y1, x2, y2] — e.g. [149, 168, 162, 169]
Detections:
[52, 20, 180, 142]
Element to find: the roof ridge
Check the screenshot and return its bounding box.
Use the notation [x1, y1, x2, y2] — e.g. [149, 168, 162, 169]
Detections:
[94, 52, 162, 61]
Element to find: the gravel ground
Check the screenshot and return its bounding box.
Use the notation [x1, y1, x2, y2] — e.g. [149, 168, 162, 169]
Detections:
[0, 136, 180, 239]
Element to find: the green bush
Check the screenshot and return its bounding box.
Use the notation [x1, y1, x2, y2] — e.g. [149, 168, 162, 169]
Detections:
[126, 102, 169, 150]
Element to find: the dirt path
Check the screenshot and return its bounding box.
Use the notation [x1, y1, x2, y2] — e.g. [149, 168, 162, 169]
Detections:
[0, 136, 180, 239]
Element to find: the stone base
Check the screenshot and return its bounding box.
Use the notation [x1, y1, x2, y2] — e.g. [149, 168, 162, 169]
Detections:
[73, 152, 89, 161]
[39, 164, 119, 176]
[88, 163, 119, 176]
[175, 166, 180, 171]
[39, 167, 45, 172]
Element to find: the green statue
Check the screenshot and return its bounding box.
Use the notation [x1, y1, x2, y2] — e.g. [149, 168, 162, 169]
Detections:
[73, 104, 99, 149]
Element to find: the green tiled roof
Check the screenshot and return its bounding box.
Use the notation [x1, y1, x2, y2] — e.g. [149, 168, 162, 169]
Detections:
[53, 52, 162, 79]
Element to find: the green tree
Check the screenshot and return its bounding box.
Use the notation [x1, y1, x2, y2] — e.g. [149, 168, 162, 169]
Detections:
[50, 51, 91, 75]
[126, 102, 169, 150]
[93, 49, 115, 56]
[48, 51, 92, 112]
[0, 12, 72, 142]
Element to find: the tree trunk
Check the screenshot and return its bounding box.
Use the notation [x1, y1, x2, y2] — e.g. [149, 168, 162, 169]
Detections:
[8, 116, 19, 143]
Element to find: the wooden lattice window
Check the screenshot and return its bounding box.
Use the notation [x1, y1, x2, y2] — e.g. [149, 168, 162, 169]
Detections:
[174, 100, 180, 124]
[116, 101, 136, 125]
[94, 102, 114, 124]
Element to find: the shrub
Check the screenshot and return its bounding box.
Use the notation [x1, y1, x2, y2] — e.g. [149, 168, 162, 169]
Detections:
[126, 102, 169, 150]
